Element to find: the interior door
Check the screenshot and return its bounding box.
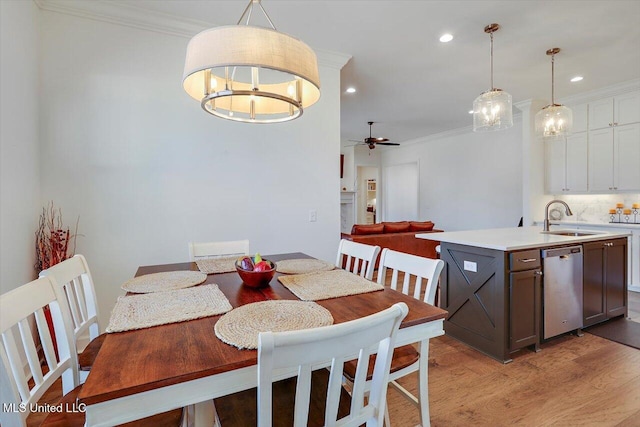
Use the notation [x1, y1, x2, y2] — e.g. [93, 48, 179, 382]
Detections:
[382, 162, 418, 222]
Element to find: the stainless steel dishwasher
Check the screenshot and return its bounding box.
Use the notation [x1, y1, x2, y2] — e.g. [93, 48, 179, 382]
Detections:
[542, 245, 583, 339]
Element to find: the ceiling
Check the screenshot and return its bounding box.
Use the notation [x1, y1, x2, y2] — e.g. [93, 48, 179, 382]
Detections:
[104, 1, 640, 145]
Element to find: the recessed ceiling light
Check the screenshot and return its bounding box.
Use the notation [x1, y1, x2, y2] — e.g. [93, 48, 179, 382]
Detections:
[345, 87, 356, 93]
[570, 76, 584, 82]
[439, 33, 454, 43]
[468, 110, 474, 114]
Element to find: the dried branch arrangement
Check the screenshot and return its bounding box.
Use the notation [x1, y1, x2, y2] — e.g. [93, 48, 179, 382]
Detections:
[35, 202, 79, 272]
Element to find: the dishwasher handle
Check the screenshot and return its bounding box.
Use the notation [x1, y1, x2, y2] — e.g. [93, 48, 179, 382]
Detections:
[542, 245, 583, 258]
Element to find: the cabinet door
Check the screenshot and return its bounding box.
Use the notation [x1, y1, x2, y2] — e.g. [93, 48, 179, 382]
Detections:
[571, 103, 588, 133]
[605, 239, 627, 318]
[589, 98, 614, 130]
[583, 241, 607, 327]
[614, 123, 640, 191]
[588, 128, 614, 192]
[615, 90, 640, 126]
[545, 138, 566, 193]
[565, 132, 588, 192]
[510, 269, 541, 351]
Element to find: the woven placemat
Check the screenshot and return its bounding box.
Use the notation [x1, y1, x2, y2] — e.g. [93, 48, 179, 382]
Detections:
[195, 256, 238, 275]
[106, 284, 232, 333]
[121, 271, 207, 293]
[214, 300, 334, 350]
[276, 258, 335, 275]
[278, 269, 384, 301]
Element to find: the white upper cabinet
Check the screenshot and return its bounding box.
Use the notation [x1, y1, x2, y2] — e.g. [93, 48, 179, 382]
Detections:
[589, 90, 640, 130]
[616, 91, 640, 126]
[589, 98, 614, 130]
[571, 103, 588, 133]
[615, 123, 640, 191]
[544, 133, 588, 194]
[588, 123, 640, 192]
[546, 89, 639, 194]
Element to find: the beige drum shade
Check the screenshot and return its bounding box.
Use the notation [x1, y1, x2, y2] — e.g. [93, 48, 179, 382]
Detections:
[183, 25, 321, 123]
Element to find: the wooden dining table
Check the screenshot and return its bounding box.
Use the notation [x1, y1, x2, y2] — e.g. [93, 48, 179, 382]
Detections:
[78, 252, 448, 426]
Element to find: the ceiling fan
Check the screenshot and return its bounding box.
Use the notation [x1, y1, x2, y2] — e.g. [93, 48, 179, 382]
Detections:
[348, 122, 400, 150]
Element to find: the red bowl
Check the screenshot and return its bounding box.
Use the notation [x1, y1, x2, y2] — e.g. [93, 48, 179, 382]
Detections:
[235, 259, 276, 288]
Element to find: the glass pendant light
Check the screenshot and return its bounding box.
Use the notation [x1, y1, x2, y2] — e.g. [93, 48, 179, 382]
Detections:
[535, 48, 573, 139]
[473, 23, 513, 132]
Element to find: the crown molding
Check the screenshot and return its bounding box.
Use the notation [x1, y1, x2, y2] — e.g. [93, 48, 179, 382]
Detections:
[34, 0, 207, 38]
[559, 78, 640, 106]
[33, 0, 350, 69]
[515, 79, 640, 111]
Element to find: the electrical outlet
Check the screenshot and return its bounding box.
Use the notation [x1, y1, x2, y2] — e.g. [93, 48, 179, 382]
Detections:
[309, 210, 317, 222]
[463, 260, 477, 272]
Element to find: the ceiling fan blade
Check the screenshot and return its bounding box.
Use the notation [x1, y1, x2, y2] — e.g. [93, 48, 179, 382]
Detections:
[365, 137, 389, 143]
[375, 142, 400, 146]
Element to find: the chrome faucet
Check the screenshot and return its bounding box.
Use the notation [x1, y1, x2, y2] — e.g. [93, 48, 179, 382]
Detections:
[543, 199, 573, 231]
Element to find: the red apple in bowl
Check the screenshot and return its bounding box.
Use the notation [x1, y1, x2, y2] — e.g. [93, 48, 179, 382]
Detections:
[235, 255, 276, 288]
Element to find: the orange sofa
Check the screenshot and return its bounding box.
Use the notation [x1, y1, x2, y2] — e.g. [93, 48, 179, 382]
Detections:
[340, 221, 443, 267]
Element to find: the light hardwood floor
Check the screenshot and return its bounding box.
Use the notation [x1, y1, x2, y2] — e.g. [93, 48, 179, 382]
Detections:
[27, 292, 640, 427]
[387, 291, 640, 427]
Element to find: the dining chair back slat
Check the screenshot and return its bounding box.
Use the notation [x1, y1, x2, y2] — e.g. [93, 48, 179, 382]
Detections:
[336, 239, 381, 280]
[0, 277, 79, 427]
[257, 302, 408, 427]
[188, 239, 250, 261]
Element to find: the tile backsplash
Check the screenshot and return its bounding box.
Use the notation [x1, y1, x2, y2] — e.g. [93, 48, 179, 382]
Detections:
[554, 194, 640, 223]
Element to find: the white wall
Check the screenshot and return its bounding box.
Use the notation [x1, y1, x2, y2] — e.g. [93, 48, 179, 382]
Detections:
[381, 118, 524, 231]
[36, 10, 344, 327]
[383, 162, 419, 222]
[0, 0, 41, 294]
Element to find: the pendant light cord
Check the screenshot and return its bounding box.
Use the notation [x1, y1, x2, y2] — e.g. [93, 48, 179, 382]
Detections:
[551, 53, 555, 104]
[489, 32, 494, 90]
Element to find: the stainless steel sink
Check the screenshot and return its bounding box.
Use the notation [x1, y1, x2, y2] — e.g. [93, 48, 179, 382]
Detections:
[541, 230, 603, 236]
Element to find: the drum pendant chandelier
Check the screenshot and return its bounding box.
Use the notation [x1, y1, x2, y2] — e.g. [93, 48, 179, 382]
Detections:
[473, 23, 513, 132]
[535, 48, 573, 139]
[182, 0, 320, 123]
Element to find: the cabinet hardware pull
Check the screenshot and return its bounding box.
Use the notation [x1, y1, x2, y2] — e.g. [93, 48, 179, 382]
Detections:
[535, 271, 543, 276]
[520, 258, 538, 263]
[609, 123, 613, 127]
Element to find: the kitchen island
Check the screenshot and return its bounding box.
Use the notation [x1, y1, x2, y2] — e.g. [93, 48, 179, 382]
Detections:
[417, 226, 631, 363]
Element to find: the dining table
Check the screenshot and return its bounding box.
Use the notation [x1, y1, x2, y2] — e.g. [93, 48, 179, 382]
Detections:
[78, 252, 448, 426]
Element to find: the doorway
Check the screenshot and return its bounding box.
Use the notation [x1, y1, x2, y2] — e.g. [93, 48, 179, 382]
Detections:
[356, 166, 378, 224]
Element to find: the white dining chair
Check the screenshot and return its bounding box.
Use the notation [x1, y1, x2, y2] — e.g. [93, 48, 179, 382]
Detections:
[214, 302, 408, 427]
[188, 239, 250, 261]
[0, 276, 183, 427]
[336, 238, 381, 280]
[38, 254, 102, 383]
[344, 248, 445, 427]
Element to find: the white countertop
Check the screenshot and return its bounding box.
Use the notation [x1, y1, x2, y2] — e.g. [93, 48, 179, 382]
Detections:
[416, 226, 631, 251]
